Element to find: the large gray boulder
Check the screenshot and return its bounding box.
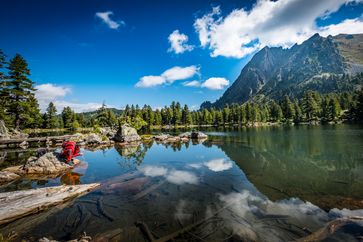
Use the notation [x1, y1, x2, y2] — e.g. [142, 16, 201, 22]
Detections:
[0, 120, 9, 140]
[22, 152, 71, 175]
[113, 124, 141, 143]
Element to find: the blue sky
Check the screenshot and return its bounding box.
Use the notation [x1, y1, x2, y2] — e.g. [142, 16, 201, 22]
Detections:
[0, 0, 362, 112]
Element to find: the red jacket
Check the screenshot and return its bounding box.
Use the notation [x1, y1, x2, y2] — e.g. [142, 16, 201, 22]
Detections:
[61, 141, 80, 162]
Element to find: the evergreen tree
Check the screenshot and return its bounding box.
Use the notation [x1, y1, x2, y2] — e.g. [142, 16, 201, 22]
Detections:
[302, 91, 320, 122]
[1, 54, 37, 129]
[62, 106, 74, 128]
[181, 104, 192, 125]
[281, 95, 295, 120]
[270, 101, 283, 122]
[44, 102, 59, 129]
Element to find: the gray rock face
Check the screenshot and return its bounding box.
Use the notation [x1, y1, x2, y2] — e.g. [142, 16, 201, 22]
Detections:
[99, 127, 117, 138]
[113, 124, 141, 143]
[0, 120, 9, 140]
[0, 171, 20, 184]
[191, 131, 208, 139]
[85, 133, 102, 144]
[23, 152, 71, 175]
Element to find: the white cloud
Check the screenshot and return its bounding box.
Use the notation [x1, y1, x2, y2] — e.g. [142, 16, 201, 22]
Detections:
[35, 83, 71, 102]
[183, 80, 201, 87]
[201, 77, 229, 90]
[194, 0, 363, 58]
[96, 11, 125, 30]
[204, 158, 233, 172]
[135, 65, 199, 88]
[135, 76, 166, 88]
[161, 66, 199, 82]
[35, 83, 102, 113]
[168, 30, 194, 54]
[319, 16, 363, 36]
[138, 165, 168, 177]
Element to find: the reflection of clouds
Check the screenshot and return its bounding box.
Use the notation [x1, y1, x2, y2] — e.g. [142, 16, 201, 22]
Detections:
[175, 200, 192, 221]
[138, 165, 167, 177]
[188, 163, 202, 169]
[204, 158, 233, 172]
[166, 170, 199, 185]
[139, 165, 198, 185]
[217, 191, 363, 241]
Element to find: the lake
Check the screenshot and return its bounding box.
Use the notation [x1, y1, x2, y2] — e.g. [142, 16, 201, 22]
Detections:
[1, 124, 363, 241]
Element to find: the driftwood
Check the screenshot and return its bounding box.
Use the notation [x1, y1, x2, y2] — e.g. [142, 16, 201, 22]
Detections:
[298, 216, 363, 242]
[131, 180, 166, 201]
[0, 183, 99, 225]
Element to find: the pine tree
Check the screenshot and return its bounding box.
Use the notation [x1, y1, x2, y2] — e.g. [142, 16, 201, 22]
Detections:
[0, 49, 9, 124]
[281, 95, 295, 121]
[62, 106, 74, 129]
[302, 91, 319, 122]
[44, 102, 59, 129]
[1, 54, 37, 129]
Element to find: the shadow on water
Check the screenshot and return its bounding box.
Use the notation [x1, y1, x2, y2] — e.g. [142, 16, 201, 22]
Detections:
[1, 124, 363, 241]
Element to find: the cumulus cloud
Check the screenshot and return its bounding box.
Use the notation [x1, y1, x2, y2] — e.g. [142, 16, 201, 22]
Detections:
[35, 83, 102, 113]
[204, 158, 233, 172]
[183, 80, 201, 87]
[194, 0, 363, 58]
[135, 65, 199, 88]
[35, 83, 71, 102]
[168, 30, 194, 54]
[201, 77, 229, 90]
[96, 11, 125, 30]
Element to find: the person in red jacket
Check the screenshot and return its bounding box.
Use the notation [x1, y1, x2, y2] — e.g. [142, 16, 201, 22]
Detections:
[61, 141, 81, 163]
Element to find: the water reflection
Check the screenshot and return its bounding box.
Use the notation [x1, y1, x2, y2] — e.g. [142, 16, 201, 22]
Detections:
[0, 125, 363, 241]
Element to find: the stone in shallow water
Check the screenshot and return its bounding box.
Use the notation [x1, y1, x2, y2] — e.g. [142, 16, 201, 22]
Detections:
[191, 131, 208, 139]
[85, 133, 103, 144]
[113, 124, 141, 143]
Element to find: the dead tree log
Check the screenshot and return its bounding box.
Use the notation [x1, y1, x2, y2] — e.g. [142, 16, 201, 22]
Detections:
[0, 183, 99, 225]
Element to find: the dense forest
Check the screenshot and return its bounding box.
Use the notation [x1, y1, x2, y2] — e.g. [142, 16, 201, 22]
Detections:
[1, 50, 363, 131]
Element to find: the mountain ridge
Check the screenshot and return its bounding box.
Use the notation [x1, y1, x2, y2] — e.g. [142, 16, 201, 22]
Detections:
[203, 33, 363, 109]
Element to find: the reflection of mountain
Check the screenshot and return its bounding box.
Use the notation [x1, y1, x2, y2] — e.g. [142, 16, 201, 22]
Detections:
[207, 126, 363, 210]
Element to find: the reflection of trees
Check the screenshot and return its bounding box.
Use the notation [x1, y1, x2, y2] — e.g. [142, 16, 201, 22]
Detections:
[115, 143, 149, 165]
[210, 125, 363, 210]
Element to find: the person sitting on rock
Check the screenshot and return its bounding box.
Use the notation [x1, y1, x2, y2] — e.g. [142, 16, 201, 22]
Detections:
[61, 140, 81, 164]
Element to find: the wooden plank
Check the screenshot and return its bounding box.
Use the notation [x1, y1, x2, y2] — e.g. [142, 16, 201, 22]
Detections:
[0, 183, 99, 225]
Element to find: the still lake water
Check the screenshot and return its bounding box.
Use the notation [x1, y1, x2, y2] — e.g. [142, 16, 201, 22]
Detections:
[1, 125, 363, 241]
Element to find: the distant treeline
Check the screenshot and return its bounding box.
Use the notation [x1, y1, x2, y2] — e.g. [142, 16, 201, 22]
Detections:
[1, 50, 363, 131]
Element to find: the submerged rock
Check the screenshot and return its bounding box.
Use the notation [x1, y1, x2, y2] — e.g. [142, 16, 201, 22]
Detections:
[0, 171, 20, 185]
[178, 132, 191, 138]
[113, 124, 141, 143]
[0, 120, 9, 140]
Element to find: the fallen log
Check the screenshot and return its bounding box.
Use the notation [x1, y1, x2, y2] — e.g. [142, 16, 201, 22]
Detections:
[0, 183, 100, 226]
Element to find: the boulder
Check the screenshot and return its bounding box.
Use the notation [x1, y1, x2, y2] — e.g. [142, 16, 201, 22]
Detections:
[0, 171, 20, 185]
[178, 132, 191, 138]
[0, 120, 9, 140]
[20, 152, 71, 175]
[85, 133, 102, 145]
[113, 124, 141, 143]
[154, 134, 170, 141]
[99, 127, 117, 138]
[9, 129, 29, 139]
[191, 131, 208, 139]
